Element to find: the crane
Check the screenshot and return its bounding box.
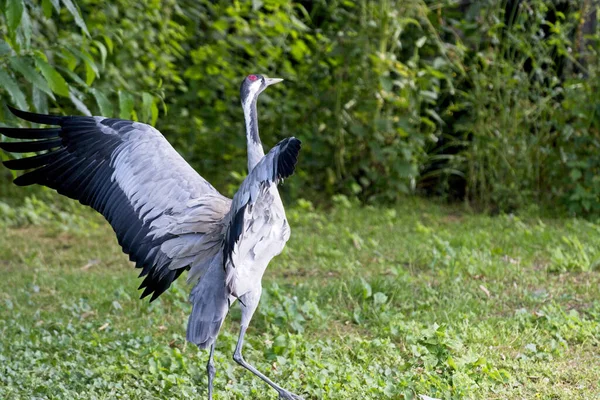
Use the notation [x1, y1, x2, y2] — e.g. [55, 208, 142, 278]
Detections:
[0, 74, 304, 400]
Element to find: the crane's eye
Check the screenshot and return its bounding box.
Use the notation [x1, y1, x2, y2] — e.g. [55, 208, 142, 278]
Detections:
[248, 75, 258, 81]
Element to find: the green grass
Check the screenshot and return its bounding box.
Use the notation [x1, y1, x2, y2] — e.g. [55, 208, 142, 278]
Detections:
[1, 196, 600, 399]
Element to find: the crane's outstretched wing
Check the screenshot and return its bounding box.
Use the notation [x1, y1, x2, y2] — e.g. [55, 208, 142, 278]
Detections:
[222, 137, 301, 279]
[0, 106, 231, 301]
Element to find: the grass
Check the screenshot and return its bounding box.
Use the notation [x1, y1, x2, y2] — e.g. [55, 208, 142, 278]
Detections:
[1, 195, 600, 399]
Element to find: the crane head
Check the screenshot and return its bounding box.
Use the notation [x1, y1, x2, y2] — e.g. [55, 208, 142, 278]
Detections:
[240, 74, 283, 105]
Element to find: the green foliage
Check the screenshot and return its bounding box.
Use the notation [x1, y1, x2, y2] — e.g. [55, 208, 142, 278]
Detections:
[164, 0, 454, 202]
[1, 0, 600, 213]
[0, 191, 98, 230]
[549, 234, 600, 273]
[2, 199, 600, 398]
[433, 0, 600, 214]
[0, 0, 166, 120]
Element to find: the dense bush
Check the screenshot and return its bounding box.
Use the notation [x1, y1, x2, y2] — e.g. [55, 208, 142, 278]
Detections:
[431, 0, 600, 214]
[0, 0, 599, 213]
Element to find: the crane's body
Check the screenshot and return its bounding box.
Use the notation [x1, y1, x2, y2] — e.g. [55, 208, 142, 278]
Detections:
[0, 75, 304, 399]
[226, 186, 290, 298]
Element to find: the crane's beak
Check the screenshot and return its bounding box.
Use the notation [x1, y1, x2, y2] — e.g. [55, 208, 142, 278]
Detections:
[265, 77, 284, 86]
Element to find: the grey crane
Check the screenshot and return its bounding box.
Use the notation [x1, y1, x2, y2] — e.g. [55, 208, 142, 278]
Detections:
[0, 74, 304, 400]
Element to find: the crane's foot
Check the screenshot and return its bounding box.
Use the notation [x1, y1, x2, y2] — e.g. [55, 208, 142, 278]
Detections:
[278, 390, 305, 400]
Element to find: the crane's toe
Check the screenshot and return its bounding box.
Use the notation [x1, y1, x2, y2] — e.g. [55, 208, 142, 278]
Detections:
[278, 390, 305, 400]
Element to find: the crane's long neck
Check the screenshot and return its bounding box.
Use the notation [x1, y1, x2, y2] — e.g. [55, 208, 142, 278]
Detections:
[243, 97, 265, 172]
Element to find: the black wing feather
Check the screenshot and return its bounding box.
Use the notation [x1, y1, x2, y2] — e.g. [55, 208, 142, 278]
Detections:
[0, 138, 62, 152]
[0, 127, 61, 139]
[275, 137, 301, 180]
[4, 149, 69, 171]
[222, 203, 247, 268]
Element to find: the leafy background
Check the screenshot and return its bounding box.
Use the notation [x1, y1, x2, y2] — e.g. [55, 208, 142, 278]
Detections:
[0, 0, 599, 211]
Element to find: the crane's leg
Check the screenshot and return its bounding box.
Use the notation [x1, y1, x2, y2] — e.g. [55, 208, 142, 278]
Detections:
[207, 344, 216, 399]
[234, 289, 304, 400]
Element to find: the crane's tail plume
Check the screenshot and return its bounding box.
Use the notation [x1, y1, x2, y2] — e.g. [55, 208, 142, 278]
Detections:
[187, 261, 230, 349]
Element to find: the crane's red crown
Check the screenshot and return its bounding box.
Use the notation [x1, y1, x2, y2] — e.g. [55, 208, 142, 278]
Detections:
[247, 75, 258, 81]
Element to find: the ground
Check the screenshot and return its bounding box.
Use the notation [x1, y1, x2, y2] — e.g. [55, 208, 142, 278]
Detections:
[1, 197, 599, 399]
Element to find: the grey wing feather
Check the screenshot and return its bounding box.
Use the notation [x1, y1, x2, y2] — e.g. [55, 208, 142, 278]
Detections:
[0, 107, 231, 301]
[222, 137, 301, 269]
